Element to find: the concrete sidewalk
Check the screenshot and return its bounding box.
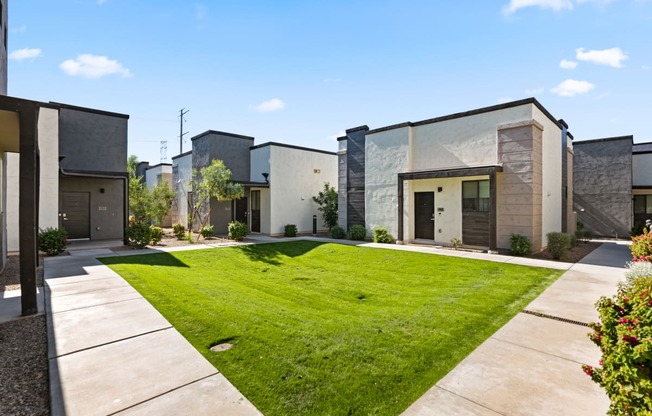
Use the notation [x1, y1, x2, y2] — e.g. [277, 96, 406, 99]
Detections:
[45, 250, 262, 416]
[44, 238, 630, 415]
[402, 241, 631, 416]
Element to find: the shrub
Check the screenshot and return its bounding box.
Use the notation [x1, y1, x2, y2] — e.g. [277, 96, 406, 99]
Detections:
[200, 224, 214, 239]
[373, 227, 395, 244]
[172, 222, 186, 240]
[330, 225, 346, 239]
[631, 230, 652, 261]
[631, 222, 646, 237]
[128, 220, 152, 249]
[546, 232, 571, 260]
[149, 226, 163, 245]
[570, 234, 578, 248]
[583, 276, 652, 415]
[38, 227, 67, 256]
[348, 224, 367, 241]
[450, 237, 462, 250]
[284, 224, 298, 237]
[576, 222, 593, 243]
[228, 221, 248, 241]
[624, 261, 652, 286]
[510, 234, 531, 256]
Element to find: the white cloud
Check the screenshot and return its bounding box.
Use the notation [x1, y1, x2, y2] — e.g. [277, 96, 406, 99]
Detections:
[525, 87, 545, 95]
[551, 79, 595, 96]
[60, 54, 132, 79]
[576, 47, 628, 68]
[10, 24, 27, 34]
[8, 48, 42, 61]
[253, 98, 285, 113]
[503, 0, 573, 14]
[497, 97, 514, 104]
[560, 59, 578, 69]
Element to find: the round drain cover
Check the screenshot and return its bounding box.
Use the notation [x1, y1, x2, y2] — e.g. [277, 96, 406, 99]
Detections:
[210, 343, 233, 352]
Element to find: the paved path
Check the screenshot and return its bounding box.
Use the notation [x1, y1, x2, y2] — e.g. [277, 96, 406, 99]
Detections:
[401, 241, 631, 416]
[42, 238, 630, 415]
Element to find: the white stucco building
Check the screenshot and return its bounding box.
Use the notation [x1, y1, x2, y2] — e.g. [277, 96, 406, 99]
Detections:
[151, 132, 338, 236]
[338, 98, 574, 252]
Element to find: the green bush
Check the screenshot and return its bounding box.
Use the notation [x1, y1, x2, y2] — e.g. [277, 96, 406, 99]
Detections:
[631, 230, 652, 262]
[228, 221, 248, 241]
[570, 234, 578, 248]
[576, 222, 593, 242]
[450, 238, 462, 250]
[284, 224, 298, 237]
[546, 232, 571, 260]
[348, 224, 367, 241]
[200, 224, 214, 239]
[509, 234, 531, 256]
[372, 227, 394, 244]
[172, 222, 186, 240]
[625, 261, 652, 285]
[631, 222, 646, 237]
[38, 227, 67, 256]
[150, 226, 163, 245]
[583, 275, 652, 415]
[330, 225, 346, 239]
[128, 220, 152, 249]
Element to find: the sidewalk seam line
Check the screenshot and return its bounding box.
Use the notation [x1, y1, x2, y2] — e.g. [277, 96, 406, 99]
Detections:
[48, 295, 144, 315]
[50, 325, 173, 358]
[433, 385, 506, 415]
[107, 372, 220, 415]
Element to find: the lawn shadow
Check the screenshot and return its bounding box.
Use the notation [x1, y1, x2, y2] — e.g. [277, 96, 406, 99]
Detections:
[99, 251, 190, 268]
[236, 240, 327, 265]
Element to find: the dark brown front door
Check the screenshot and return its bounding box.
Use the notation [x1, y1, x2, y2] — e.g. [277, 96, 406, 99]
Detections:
[414, 192, 435, 240]
[251, 191, 261, 232]
[462, 180, 490, 247]
[62, 192, 90, 239]
[235, 197, 248, 225]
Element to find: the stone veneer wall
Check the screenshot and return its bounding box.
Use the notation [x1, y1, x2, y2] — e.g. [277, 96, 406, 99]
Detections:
[496, 120, 543, 251]
[573, 137, 632, 238]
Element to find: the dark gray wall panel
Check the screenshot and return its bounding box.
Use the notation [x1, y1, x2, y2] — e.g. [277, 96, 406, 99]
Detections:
[573, 137, 632, 237]
[59, 177, 125, 240]
[58, 108, 128, 174]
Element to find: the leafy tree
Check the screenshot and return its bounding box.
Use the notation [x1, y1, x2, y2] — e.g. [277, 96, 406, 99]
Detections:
[150, 181, 175, 226]
[313, 182, 338, 230]
[127, 155, 175, 225]
[188, 159, 244, 240]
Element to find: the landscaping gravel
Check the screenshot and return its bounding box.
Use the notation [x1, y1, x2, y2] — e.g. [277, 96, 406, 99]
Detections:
[0, 315, 50, 416]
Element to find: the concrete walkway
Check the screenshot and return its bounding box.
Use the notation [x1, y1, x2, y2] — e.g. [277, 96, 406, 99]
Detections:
[45, 246, 263, 416]
[43, 238, 631, 415]
[401, 241, 631, 416]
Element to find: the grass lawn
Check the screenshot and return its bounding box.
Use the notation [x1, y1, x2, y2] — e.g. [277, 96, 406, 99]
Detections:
[102, 241, 563, 415]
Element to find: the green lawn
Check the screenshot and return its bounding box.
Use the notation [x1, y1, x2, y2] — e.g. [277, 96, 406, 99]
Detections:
[102, 241, 563, 415]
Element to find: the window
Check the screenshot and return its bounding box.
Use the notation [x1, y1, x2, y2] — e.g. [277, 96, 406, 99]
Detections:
[462, 180, 490, 212]
[634, 195, 652, 214]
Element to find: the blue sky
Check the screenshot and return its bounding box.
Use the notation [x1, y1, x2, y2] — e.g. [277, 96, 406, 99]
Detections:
[8, 0, 652, 164]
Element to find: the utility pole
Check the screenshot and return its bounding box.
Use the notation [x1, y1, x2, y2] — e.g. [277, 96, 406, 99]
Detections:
[179, 108, 189, 154]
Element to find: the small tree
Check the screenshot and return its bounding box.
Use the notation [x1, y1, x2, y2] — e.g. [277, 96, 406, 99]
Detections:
[188, 159, 244, 240]
[313, 182, 338, 230]
[150, 181, 175, 226]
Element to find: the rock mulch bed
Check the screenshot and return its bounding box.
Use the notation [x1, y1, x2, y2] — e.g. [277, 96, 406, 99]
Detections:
[1, 255, 49, 416]
[0, 315, 49, 416]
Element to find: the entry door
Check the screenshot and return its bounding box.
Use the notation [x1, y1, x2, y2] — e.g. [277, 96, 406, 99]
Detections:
[62, 192, 90, 239]
[414, 192, 435, 240]
[235, 197, 248, 224]
[251, 191, 261, 232]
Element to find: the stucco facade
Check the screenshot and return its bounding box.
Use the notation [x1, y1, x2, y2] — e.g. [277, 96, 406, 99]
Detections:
[250, 143, 337, 235]
[144, 163, 173, 226]
[339, 98, 572, 252]
[166, 131, 337, 237]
